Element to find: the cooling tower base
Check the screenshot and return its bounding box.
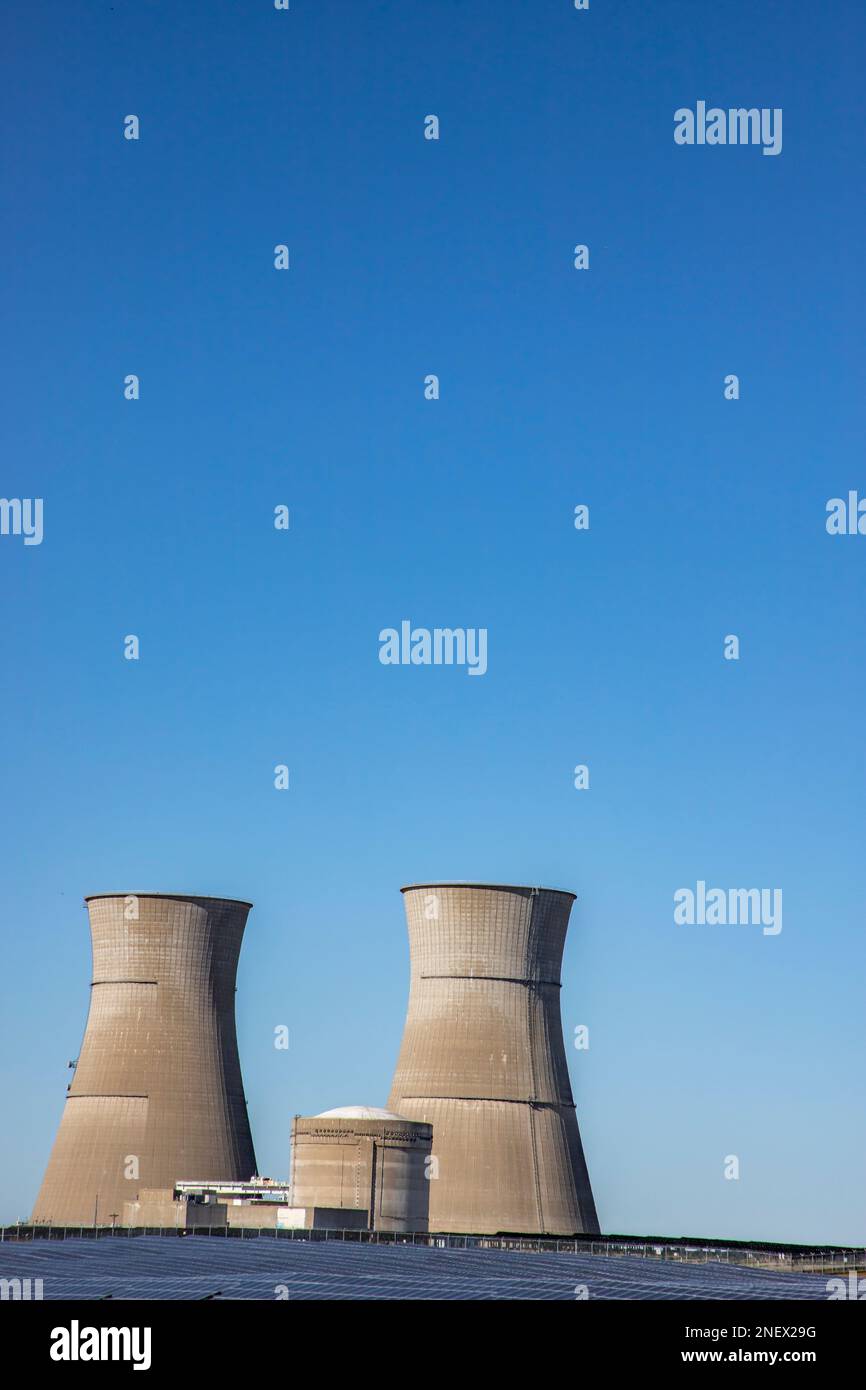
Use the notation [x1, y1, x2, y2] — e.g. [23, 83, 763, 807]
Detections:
[395, 1096, 598, 1235]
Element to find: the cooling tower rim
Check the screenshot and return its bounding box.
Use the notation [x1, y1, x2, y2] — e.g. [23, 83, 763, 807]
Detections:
[84, 892, 254, 907]
[401, 881, 576, 899]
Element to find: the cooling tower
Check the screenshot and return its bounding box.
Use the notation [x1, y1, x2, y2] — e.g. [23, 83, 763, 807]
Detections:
[32, 893, 257, 1226]
[290, 1107, 433, 1232]
[387, 883, 600, 1235]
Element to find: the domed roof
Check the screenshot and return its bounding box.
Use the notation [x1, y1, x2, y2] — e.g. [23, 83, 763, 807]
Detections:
[315, 1105, 405, 1120]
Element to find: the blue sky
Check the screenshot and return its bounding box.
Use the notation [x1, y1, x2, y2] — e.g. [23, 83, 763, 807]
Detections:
[2, 0, 864, 1245]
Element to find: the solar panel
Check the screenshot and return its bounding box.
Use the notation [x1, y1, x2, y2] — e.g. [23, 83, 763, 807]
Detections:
[0, 1237, 834, 1300]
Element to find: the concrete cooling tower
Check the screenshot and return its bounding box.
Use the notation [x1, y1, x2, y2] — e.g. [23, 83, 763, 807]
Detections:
[32, 894, 257, 1226]
[387, 883, 600, 1236]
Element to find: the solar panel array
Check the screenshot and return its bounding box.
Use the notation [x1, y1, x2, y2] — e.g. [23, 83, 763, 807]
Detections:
[0, 1237, 834, 1300]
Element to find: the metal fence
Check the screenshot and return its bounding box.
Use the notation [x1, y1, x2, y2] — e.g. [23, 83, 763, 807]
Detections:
[2, 1223, 863, 1274]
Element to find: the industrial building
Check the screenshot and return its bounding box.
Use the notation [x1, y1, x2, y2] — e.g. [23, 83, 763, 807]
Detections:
[31, 894, 257, 1226]
[122, 1179, 365, 1232]
[289, 1106, 433, 1232]
[122, 1106, 435, 1234]
[388, 883, 600, 1236]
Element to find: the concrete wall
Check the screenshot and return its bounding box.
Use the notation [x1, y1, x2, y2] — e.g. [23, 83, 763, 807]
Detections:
[276, 1206, 369, 1231]
[388, 883, 600, 1236]
[123, 1190, 184, 1228]
[221, 1203, 370, 1230]
[290, 1116, 433, 1232]
[222, 1203, 274, 1228]
[124, 1190, 227, 1228]
[32, 894, 257, 1226]
[122, 1192, 369, 1231]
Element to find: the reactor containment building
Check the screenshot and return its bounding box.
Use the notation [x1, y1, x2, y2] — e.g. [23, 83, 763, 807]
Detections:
[388, 882, 600, 1236]
[32, 893, 257, 1226]
[289, 1106, 433, 1232]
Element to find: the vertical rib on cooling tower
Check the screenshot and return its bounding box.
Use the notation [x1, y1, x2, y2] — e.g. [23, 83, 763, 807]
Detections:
[387, 883, 600, 1236]
[31, 894, 257, 1226]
